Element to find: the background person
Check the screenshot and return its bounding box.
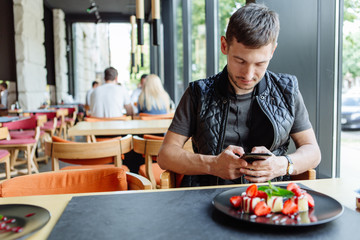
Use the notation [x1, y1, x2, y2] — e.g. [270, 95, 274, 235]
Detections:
[86, 81, 99, 107]
[131, 74, 147, 114]
[157, 3, 321, 187]
[90, 67, 133, 118]
[0, 82, 8, 108]
[137, 74, 171, 114]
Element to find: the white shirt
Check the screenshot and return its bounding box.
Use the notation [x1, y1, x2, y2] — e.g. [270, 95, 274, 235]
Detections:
[86, 88, 94, 106]
[1, 90, 8, 108]
[90, 83, 131, 118]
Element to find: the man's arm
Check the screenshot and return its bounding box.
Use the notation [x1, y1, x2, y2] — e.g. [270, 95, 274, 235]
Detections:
[240, 128, 321, 182]
[287, 128, 321, 175]
[157, 130, 248, 179]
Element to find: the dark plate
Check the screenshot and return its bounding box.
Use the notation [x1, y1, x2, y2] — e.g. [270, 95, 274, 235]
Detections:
[212, 186, 344, 227]
[0, 204, 51, 240]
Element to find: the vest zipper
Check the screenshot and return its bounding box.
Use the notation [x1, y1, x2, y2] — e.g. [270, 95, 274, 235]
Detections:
[256, 95, 277, 150]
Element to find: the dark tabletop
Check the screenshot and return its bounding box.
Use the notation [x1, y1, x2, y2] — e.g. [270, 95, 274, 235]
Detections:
[48, 187, 360, 240]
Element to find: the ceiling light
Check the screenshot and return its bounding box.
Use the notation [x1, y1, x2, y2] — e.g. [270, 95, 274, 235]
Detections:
[87, 2, 98, 14]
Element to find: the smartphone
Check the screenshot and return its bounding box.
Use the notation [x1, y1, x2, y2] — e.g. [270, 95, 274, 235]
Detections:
[241, 152, 272, 163]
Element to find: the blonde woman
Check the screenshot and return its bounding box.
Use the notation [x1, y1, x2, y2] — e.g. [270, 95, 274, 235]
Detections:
[138, 74, 171, 114]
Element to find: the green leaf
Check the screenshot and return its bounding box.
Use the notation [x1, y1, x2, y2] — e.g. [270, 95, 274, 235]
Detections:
[258, 182, 294, 199]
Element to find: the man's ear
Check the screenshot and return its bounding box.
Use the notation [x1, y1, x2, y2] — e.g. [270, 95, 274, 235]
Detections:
[220, 36, 228, 55]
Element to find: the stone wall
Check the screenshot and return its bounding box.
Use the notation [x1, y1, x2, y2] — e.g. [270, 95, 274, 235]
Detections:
[13, 0, 47, 110]
[74, 23, 110, 104]
[53, 9, 69, 104]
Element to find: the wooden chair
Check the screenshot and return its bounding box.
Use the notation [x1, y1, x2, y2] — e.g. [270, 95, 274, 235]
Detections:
[55, 108, 69, 139]
[0, 168, 151, 197]
[0, 120, 40, 175]
[290, 169, 316, 181]
[45, 135, 133, 172]
[8, 115, 49, 164]
[133, 135, 193, 189]
[65, 107, 78, 140]
[38, 112, 58, 137]
[0, 128, 11, 179]
[160, 169, 317, 189]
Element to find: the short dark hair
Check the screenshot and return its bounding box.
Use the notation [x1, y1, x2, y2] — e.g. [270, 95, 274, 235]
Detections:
[92, 81, 98, 87]
[226, 3, 280, 48]
[1, 82, 7, 89]
[140, 74, 148, 80]
[104, 67, 118, 81]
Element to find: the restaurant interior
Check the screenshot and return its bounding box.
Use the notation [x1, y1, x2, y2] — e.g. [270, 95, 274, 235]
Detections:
[0, 0, 359, 239]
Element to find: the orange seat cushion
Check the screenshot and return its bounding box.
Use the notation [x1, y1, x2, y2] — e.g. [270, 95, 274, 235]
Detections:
[143, 135, 165, 140]
[95, 136, 122, 142]
[0, 168, 128, 197]
[139, 163, 165, 185]
[61, 164, 130, 172]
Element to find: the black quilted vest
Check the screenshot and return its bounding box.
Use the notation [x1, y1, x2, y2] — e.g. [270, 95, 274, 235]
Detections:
[181, 66, 298, 187]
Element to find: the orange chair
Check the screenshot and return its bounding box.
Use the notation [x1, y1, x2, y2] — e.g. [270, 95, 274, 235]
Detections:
[133, 112, 174, 120]
[161, 169, 317, 189]
[133, 135, 193, 189]
[0, 168, 151, 197]
[45, 135, 132, 172]
[83, 116, 132, 142]
[84, 115, 132, 122]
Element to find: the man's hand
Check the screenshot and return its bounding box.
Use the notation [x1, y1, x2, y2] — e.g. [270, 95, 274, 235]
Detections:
[210, 145, 248, 180]
[239, 146, 287, 183]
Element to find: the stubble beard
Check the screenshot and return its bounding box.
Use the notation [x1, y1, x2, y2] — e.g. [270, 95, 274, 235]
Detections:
[229, 75, 256, 92]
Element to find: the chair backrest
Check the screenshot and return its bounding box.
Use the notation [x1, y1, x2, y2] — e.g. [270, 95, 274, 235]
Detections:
[133, 112, 174, 120]
[2, 116, 37, 130]
[46, 135, 133, 171]
[0, 127, 9, 140]
[133, 135, 193, 189]
[160, 169, 317, 189]
[290, 169, 316, 180]
[84, 116, 132, 122]
[56, 108, 69, 118]
[36, 114, 48, 127]
[0, 168, 151, 197]
[35, 111, 57, 120]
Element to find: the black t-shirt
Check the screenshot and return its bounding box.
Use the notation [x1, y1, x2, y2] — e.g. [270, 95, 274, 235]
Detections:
[169, 86, 312, 151]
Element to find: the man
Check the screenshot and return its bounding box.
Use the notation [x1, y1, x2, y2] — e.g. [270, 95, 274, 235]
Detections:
[86, 81, 99, 107]
[130, 74, 147, 114]
[90, 67, 133, 117]
[0, 82, 8, 108]
[158, 3, 321, 187]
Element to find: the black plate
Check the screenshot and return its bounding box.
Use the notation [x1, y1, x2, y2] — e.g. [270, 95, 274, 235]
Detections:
[212, 186, 344, 226]
[0, 204, 51, 240]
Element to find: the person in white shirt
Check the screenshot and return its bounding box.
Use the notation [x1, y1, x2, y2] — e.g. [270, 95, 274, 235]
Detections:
[0, 82, 8, 108]
[130, 74, 147, 114]
[90, 67, 133, 118]
[86, 81, 99, 106]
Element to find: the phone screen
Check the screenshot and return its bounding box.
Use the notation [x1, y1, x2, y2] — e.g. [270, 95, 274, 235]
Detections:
[241, 153, 271, 163]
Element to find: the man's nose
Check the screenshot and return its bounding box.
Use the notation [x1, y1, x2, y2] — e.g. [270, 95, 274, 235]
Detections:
[242, 65, 255, 80]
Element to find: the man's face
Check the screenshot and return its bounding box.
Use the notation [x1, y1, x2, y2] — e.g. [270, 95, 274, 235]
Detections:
[221, 37, 276, 95]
